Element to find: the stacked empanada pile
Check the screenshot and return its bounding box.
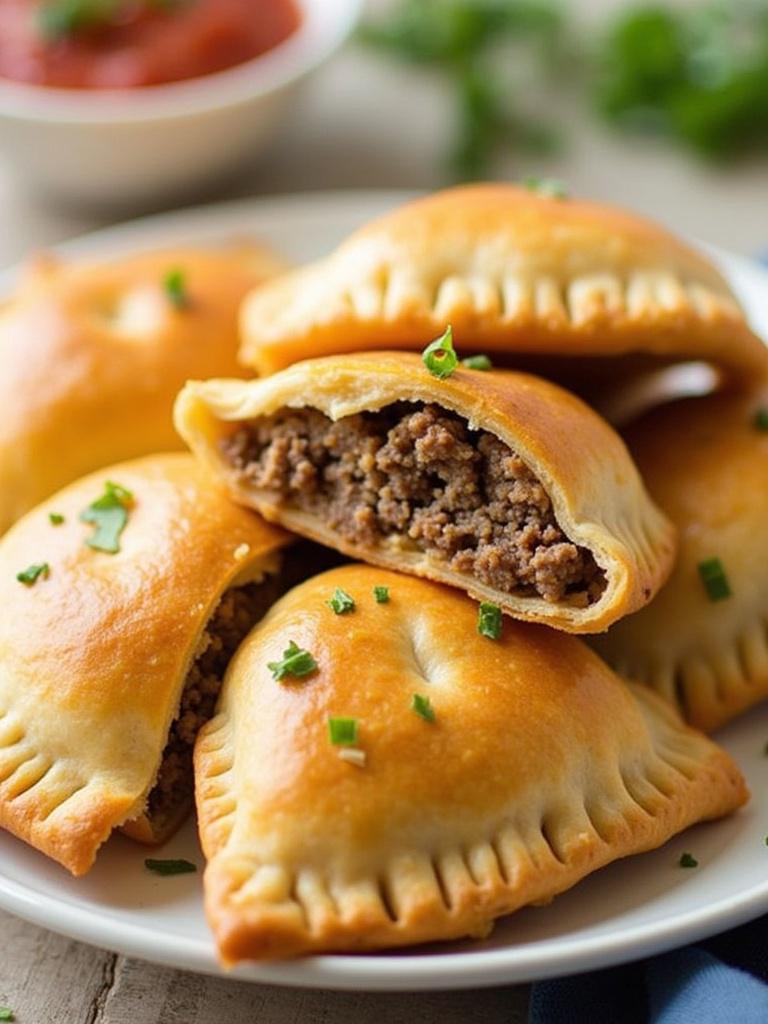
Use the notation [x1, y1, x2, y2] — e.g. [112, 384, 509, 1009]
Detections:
[1, 184, 765, 963]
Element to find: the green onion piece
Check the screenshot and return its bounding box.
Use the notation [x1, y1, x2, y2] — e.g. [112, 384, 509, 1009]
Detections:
[16, 563, 50, 586]
[412, 693, 436, 723]
[764, 835, 768, 847]
[477, 601, 502, 639]
[522, 176, 569, 199]
[327, 587, 355, 615]
[145, 858, 197, 877]
[0, 1008, 14, 1022]
[679, 852, 698, 868]
[373, 585, 390, 604]
[422, 325, 458, 379]
[163, 268, 189, 309]
[80, 480, 134, 554]
[268, 640, 317, 682]
[697, 557, 732, 602]
[328, 716, 358, 746]
[48, 512, 65, 526]
[461, 354, 493, 371]
[753, 408, 768, 432]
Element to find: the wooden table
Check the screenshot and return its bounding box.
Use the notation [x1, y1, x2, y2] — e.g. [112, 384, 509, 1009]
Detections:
[0, 910, 529, 1023]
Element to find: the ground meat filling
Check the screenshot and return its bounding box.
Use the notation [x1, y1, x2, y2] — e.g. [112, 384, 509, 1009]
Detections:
[147, 580, 281, 830]
[220, 403, 607, 607]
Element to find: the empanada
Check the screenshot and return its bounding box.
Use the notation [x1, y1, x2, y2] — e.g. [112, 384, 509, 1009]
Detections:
[0, 452, 294, 875]
[594, 391, 768, 732]
[239, 184, 767, 384]
[196, 565, 747, 962]
[0, 243, 283, 534]
[175, 352, 675, 633]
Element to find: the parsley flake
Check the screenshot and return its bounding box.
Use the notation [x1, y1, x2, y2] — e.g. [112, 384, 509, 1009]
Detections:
[373, 585, 390, 603]
[461, 354, 493, 370]
[328, 716, 359, 746]
[80, 480, 134, 554]
[0, 1008, 14, 1022]
[753, 408, 768, 432]
[163, 268, 189, 310]
[412, 693, 436, 723]
[422, 325, 458, 379]
[268, 641, 317, 682]
[698, 557, 732, 602]
[327, 587, 355, 615]
[16, 563, 49, 586]
[523, 176, 569, 199]
[145, 858, 197, 877]
[477, 601, 502, 640]
[48, 512, 65, 526]
[679, 852, 698, 869]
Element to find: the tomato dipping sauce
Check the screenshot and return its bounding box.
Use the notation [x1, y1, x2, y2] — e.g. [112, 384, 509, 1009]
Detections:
[0, 0, 303, 89]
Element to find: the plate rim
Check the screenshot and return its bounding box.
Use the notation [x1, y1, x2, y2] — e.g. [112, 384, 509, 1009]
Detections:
[0, 188, 766, 991]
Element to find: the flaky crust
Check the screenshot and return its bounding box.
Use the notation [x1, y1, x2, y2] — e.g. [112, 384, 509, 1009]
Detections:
[175, 352, 676, 633]
[239, 184, 767, 380]
[196, 565, 747, 962]
[0, 243, 284, 534]
[594, 390, 768, 732]
[0, 453, 290, 875]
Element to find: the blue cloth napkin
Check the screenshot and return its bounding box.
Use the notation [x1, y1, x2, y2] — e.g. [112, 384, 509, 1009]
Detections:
[529, 900, 768, 1021]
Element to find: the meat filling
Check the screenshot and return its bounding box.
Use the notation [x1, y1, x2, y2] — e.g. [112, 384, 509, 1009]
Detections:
[220, 403, 607, 607]
[147, 573, 290, 830]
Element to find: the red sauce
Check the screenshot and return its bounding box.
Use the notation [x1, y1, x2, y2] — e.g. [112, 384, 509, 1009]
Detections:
[0, 0, 303, 89]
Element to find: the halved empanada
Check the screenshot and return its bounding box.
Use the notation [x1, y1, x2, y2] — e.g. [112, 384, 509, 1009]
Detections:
[594, 391, 768, 732]
[175, 352, 675, 633]
[0, 453, 296, 875]
[239, 184, 767, 384]
[196, 564, 747, 962]
[0, 243, 284, 534]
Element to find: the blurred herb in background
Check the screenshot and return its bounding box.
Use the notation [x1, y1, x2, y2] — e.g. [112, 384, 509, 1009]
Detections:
[595, 2, 768, 158]
[358, 0, 564, 180]
[360, 0, 768, 177]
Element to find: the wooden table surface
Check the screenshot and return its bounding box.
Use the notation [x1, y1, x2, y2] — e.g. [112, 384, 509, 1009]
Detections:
[0, 910, 529, 1023]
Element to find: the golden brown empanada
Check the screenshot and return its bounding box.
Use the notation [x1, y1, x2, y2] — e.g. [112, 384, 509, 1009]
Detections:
[0, 452, 294, 876]
[0, 243, 284, 535]
[196, 564, 747, 962]
[175, 352, 675, 633]
[594, 391, 768, 732]
[238, 184, 767, 383]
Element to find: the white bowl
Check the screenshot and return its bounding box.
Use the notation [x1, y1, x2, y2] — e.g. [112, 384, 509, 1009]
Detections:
[0, 0, 362, 209]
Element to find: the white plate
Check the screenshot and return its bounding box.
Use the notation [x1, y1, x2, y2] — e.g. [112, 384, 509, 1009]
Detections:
[0, 190, 767, 992]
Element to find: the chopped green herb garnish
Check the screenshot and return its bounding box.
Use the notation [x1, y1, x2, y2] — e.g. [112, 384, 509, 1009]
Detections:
[373, 585, 390, 603]
[412, 693, 436, 722]
[268, 641, 317, 682]
[422, 325, 458, 379]
[764, 741, 768, 756]
[145, 858, 197, 877]
[461, 354, 493, 370]
[477, 601, 502, 639]
[80, 480, 134, 554]
[38, 0, 122, 40]
[48, 512, 65, 526]
[0, 1008, 14, 1022]
[698, 557, 732, 602]
[753, 408, 768, 432]
[327, 587, 356, 615]
[764, 835, 768, 846]
[328, 716, 359, 746]
[679, 852, 698, 868]
[16, 563, 49, 586]
[523, 176, 569, 199]
[163, 268, 189, 310]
